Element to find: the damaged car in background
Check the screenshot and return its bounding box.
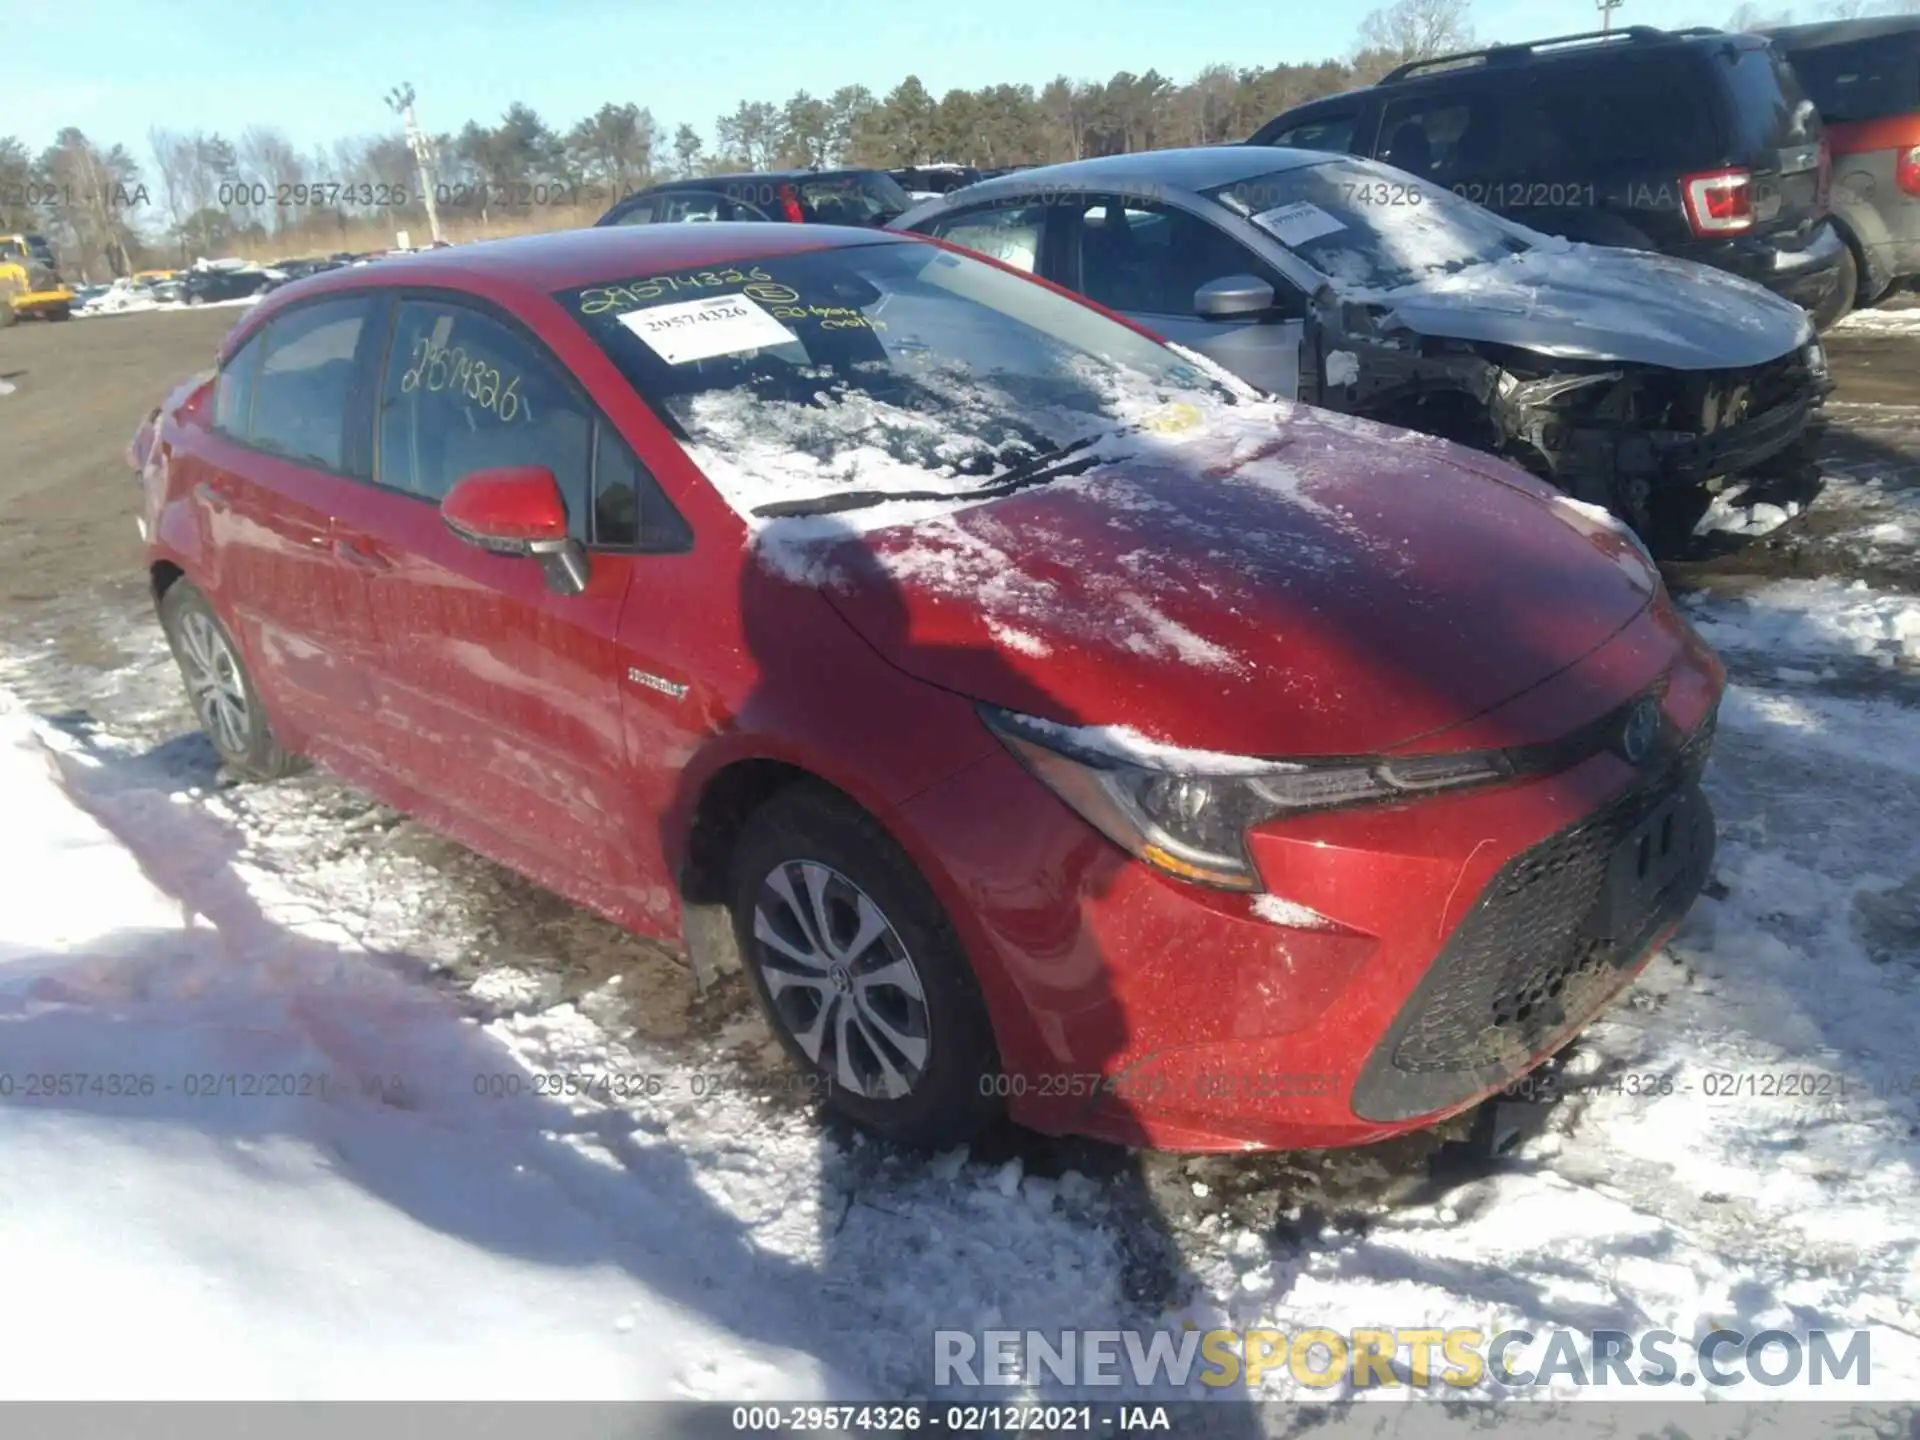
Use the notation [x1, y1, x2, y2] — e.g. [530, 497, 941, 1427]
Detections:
[893, 146, 1833, 550]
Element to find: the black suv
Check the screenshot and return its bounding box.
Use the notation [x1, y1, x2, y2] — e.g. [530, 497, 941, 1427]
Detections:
[595, 170, 915, 229]
[179, 267, 280, 305]
[1250, 26, 1851, 329]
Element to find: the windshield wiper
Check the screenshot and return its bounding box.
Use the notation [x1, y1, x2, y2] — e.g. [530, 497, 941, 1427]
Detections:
[750, 435, 1107, 520]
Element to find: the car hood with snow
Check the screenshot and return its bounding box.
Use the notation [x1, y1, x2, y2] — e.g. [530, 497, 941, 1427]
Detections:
[1354, 241, 1815, 371]
[771, 403, 1664, 759]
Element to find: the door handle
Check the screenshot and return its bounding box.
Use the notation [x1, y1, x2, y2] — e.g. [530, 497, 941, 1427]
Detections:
[333, 537, 393, 571]
[193, 479, 232, 511]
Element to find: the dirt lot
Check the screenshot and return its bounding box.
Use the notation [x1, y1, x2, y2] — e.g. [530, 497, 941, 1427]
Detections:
[0, 308, 236, 607]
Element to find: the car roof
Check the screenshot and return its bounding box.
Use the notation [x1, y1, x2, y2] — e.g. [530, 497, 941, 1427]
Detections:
[926, 145, 1331, 202]
[1254, 27, 1744, 135]
[1762, 14, 1920, 49]
[649, 168, 881, 187]
[222, 223, 911, 358]
[1375, 26, 1744, 86]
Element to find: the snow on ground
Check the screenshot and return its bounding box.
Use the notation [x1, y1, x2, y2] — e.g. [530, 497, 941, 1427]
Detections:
[1681, 579, 1920, 672]
[76, 294, 262, 318]
[1, 565, 1917, 1408]
[1834, 306, 1920, 334]
[0, 695, 854, 1401]
[1695, 487, 1803, 539]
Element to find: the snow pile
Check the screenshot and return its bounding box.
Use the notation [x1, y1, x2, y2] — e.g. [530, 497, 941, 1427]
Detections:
[1834, 305, 1920, 333]
[684, 354, 1267, 528]
[0, 696, 851, 1401]
[1695, 484, 1804, 538]
[1683, 579, 1920, 668]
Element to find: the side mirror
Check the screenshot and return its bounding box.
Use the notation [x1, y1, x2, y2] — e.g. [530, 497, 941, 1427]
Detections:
[441, 466, 589, 595]
[1195, 274, 1277, 320]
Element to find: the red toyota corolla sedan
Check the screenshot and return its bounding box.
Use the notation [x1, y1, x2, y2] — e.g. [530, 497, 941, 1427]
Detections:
[128, 223, 1723, 1153]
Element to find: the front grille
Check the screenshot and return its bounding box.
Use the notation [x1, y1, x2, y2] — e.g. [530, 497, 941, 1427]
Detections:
[1351, 713, 1717, 1123]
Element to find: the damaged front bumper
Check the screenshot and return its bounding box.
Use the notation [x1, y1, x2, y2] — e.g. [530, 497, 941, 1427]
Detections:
[1489, 343, 1832, 504]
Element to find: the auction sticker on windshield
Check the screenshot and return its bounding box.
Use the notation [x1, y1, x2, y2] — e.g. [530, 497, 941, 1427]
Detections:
[1253, 201, 1346, 249]
[616, 293, 797, 365]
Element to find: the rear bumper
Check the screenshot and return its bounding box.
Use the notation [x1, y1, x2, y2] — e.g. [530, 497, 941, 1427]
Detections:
[1683, 221, 1846, 316]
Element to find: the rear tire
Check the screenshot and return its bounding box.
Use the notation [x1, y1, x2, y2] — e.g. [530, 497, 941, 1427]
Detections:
[729, 783, 1001, 1148]
[158, 582, 306, 780]
[1815, 246, 1857, 332]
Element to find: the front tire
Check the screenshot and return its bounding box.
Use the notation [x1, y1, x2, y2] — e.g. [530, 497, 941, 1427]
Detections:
[158, 582, 306, 780]
[730, 783, 1001, 1148]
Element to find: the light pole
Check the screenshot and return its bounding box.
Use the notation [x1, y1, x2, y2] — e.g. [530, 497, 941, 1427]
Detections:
[384, 82, 445, 245]
[1597, 0, 1624, 31]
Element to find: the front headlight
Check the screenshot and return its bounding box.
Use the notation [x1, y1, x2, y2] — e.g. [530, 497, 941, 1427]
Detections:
[980, 707, 1513, 891]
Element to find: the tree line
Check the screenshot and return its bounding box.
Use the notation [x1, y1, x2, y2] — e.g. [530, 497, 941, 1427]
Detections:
[3, 0, 1910, 280]
[0, 0, 1475, 277]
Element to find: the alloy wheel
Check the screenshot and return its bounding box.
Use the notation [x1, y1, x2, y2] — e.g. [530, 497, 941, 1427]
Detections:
[751, 860, 932, 1100]
[176, 610, 251, 757]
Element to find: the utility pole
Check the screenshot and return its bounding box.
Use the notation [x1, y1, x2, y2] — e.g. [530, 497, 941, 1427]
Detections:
[384, 83, 445, 245]
[1597, 0, 1624, 31]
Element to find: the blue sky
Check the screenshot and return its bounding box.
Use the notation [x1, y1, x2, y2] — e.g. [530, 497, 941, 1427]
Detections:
[8, 0, 1731, 162]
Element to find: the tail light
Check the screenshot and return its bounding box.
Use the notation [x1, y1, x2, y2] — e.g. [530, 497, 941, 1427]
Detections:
[1681, 167, 1756, 236]
[776, 183, 806, 223]
[1815, 138, 1832, 214]
[1897, 145, 1920, 198]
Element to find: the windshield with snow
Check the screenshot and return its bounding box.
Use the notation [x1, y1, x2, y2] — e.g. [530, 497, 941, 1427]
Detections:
[1210, 159, 1534, 293]
[557, 239, 1240, 518]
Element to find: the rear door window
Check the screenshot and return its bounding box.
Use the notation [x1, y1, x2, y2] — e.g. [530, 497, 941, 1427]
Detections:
[247, 297, 377, 473]
[615, 191, 736, 224]
[1263, 109, 1363, 154]
[660, 191, 730, 223]
[607, 197, 658, 225]
[1374, 89, 1507, 183]
[919, 201, 1051, 272]
[794, 172, 914, 224]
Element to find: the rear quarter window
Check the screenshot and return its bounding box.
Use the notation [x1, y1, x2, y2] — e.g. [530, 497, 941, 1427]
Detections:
[1788, 41, 1920, 123]
[1719, 42, 1823, 152]
[1513, 55, 1721, 171]
[921, 202, 1049, 272]
[1264, 111, 1362, 153]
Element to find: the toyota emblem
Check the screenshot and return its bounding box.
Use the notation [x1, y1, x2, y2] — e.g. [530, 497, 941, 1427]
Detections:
[1621, 699, 1660, 764]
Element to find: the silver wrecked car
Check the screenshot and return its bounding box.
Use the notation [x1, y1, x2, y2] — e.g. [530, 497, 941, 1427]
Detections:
[892, 146, 1833, 550]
